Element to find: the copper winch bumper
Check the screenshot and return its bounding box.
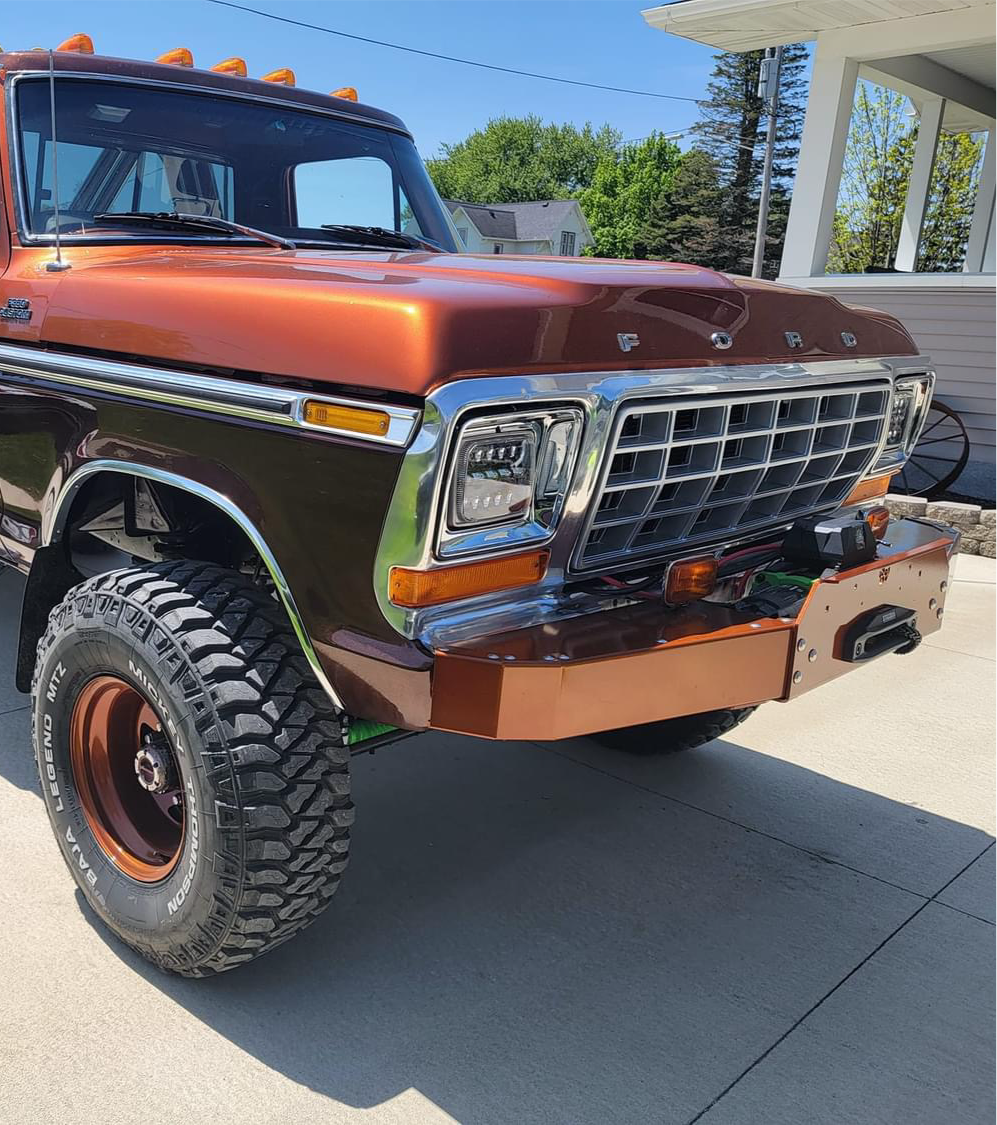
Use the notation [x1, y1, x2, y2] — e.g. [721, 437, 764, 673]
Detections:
[427, 518, 958, 740]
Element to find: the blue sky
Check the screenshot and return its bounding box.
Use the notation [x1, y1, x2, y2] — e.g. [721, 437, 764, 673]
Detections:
[2, 1, 720, 157]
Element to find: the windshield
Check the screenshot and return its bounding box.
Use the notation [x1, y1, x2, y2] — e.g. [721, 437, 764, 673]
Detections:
[14, 76, 460, 250]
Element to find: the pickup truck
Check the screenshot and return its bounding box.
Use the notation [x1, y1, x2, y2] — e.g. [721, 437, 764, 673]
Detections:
[0, 38, 955, 976]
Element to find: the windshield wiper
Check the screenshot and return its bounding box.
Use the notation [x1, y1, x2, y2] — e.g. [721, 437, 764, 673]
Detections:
[92, 211, 296, 250]
[320, 224, 444, 252]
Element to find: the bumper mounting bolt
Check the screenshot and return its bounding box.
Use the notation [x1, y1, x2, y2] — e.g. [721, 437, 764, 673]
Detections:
[936, 607, 944, 619]
[940, 580, 948, 592]
[797, 638, 807, 652]
[808, 648, 818, 663]
[793, 670, 803, 684]
[929, 598, 937, 610]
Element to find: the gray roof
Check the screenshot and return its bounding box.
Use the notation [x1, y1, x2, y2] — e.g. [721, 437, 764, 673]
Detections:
[445, 199, 580, 242]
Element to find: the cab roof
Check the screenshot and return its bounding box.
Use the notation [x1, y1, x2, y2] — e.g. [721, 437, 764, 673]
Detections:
[0, 47, 411, 137]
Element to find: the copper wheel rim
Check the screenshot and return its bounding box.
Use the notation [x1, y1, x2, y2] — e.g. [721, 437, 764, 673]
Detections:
[69, 676, 185, 883]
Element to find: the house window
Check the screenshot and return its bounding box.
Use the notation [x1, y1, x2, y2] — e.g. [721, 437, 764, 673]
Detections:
[559, 231, 576, 256]
[493, 243, 504, 254]
[456, 227, 468, 247]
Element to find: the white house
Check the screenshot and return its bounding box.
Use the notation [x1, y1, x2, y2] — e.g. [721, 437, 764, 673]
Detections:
[643, 0, 996, 496]
[444, 199, 594, 256]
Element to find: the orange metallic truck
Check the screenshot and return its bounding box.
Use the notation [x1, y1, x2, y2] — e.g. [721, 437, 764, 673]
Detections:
[0, 39, 956, 975]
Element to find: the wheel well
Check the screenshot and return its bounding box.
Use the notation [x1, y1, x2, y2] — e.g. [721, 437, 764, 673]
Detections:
[16, 471, 262, 691]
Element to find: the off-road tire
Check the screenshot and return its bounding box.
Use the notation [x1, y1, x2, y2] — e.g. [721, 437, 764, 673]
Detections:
[32, 560, 352, 977]
[590, 707, 758, 755]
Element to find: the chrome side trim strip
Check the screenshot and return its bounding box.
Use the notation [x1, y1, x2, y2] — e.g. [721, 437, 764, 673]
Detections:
[0, 342, 420, 446]
[47, 459, 346, 711]
[372, 355, 933, 642]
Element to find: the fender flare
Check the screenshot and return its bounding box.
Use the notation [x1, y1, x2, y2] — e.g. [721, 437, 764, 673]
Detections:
[38, 459, 345, 710]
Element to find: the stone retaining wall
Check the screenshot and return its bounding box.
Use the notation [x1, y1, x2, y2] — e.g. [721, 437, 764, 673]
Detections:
[885, 495, 996, 557]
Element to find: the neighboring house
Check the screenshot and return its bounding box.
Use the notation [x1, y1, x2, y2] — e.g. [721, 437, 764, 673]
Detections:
[444, 199, 594, 256]
[644, 0, 996, 497]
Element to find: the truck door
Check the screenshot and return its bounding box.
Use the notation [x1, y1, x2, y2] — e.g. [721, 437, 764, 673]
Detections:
[0, 105, 73, 571]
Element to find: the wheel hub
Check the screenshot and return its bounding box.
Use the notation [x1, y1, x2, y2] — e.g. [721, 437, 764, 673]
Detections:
[134, 739, 172, 793]
[69, 676, 185, 883]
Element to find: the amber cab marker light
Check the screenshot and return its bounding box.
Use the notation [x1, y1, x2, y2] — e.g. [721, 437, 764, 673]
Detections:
[330, 86, 359, 102]
[844, 472, 896, 508]
[211, 56, 248, 77]
[56, 33, 94, 54]
[389, 550, 550, 609]
[157, 47, 194, 67]
[865, 505, 891, 540]
[665, 556, 718, 605]
[302, 401, 391, 437]
[262, 67, 296, 86]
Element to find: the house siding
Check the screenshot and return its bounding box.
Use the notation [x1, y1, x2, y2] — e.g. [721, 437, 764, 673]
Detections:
[796, 280, 996, 475]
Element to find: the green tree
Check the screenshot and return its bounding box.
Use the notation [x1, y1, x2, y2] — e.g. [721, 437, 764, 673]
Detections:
[828, 81, 985, 273]
[425, 116, 620, 203]
[579, 133, 682, 258]
[692, 44, 810, 276]
[635, 148, 723, 264]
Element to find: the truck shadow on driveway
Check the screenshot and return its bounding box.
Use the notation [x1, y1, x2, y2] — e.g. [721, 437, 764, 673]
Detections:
[71, 729, 995, 1125]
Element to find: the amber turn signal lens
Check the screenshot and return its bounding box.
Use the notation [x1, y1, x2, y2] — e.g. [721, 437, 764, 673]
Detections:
[844, 472, 896, 508]
[389, 551, 549, 608]
[157, 47, 194, 67]
[865, 505, 890, 540]
[57, 33, 94, 54]
[211, 56, 248, 77]
[665, 556, 718, 605]
[262, 67, 296, 85]
[330, 86, 359, 101]
[302, 401, 391, 437]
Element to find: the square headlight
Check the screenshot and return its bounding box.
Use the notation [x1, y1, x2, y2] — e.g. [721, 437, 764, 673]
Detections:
[450, 427, 538, 528]
[441, 409, 583, 555]
[885, 375, 933, 452]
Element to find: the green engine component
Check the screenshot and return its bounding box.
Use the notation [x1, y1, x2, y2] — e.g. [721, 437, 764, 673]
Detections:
[753, 570, 817, 591]
[347, 718, 399, 746]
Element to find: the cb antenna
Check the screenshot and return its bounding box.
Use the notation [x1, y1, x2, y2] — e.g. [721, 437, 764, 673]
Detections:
[46, 48, 71, 272]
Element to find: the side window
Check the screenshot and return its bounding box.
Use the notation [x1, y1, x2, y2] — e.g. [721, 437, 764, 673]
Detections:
[559, 230, 576, 256]
[107, 155, 233, 218]
[493, 243, 503, 254]
[294, 155, 396, 229]
[22, 133, 107, 229]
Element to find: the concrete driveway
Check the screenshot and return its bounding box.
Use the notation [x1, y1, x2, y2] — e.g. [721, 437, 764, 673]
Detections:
[0, 557, 993, 1125]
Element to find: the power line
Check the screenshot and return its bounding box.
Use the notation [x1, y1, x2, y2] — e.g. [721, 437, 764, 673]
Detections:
[206, 0, 702, 103]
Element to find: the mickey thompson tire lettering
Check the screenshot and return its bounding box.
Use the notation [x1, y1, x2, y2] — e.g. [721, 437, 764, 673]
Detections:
[31, 560, 352, 977]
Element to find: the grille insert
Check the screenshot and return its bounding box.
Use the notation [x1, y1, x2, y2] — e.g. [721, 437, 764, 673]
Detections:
[575, 383, 890, 570]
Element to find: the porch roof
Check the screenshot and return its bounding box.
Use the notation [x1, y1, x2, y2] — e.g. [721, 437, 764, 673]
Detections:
[641, 0, 996, 53]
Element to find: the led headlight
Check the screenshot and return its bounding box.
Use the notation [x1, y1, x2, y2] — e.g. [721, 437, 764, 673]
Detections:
[441, 408, 583, 555]
[451, 428, 537, 528]
[885, 375, 933, 452]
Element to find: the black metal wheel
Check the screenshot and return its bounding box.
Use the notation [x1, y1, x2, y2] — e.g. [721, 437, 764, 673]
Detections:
[893, 399, 970, 498]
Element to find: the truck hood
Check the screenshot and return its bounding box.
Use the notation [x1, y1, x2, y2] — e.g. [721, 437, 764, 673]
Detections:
[36, 247, 917, 396]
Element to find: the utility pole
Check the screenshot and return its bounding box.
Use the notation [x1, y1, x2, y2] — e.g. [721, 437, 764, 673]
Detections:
[751, 45, 783, 278]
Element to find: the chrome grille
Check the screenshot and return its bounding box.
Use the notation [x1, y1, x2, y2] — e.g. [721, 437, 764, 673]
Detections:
[575, 382, 890, 571]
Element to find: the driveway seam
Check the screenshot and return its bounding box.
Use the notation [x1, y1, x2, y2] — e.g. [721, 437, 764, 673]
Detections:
[537, 742, 942, 902]
[931, 898, 995, 928]
[685, 841, 996, 1124]
[920, 641, 995, 663]
[0, 704, 29, 718]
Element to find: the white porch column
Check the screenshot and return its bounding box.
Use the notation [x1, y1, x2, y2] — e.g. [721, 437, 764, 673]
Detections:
[779, 47, 858, 278]
[895, 97, 945, 272]
[964, 131, 995, 273]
